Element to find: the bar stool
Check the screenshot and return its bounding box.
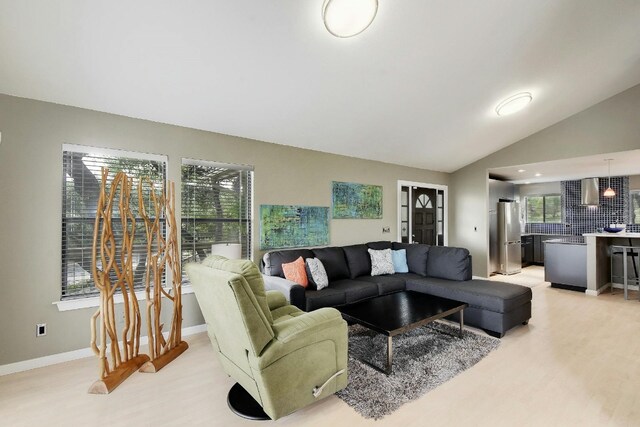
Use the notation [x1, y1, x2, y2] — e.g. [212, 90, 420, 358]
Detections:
[610, 242, 640, 300]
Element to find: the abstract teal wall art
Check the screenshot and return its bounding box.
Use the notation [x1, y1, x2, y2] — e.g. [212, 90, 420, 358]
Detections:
[260, 205, 330, 249]
[332, 181, 383, 219]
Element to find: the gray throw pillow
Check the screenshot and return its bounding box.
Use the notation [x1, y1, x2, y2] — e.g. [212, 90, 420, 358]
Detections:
[368, 248, 395, 276]
[305, 257, 329, 290]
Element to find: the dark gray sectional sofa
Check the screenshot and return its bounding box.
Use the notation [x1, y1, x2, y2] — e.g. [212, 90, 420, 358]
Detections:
[261, 241, 532, 338]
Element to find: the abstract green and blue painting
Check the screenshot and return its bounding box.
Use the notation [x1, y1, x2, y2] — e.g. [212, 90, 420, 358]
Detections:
[260, 205, 330, 249]
[332, 181, 383, 219]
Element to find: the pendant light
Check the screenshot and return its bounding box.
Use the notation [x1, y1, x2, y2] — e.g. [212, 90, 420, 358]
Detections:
[603, 159, 615, 197]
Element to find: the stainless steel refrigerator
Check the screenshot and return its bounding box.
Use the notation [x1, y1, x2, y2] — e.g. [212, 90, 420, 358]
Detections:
[498, 201, 522, 275]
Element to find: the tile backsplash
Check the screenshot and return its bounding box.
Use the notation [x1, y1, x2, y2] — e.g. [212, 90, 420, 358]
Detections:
[526, 223, 566, 234]
[525, 176, 640, 235]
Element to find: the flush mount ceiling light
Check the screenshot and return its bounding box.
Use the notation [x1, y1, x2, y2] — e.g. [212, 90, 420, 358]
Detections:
[603, 159, 616, 197]
[495, 92, 533, 116]
[322, 0, 378, 38]
[517, 169, 526, 173]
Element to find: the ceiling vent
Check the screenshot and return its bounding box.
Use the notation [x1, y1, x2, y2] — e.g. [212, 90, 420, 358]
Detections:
[581, 178, 599, 206]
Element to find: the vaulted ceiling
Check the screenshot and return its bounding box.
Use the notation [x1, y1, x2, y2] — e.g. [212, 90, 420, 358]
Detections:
[1, 1, 640, 172]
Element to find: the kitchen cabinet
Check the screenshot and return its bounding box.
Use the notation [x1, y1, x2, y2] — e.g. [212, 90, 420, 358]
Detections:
[521, 235, 534, 265]
[526, 234, 565, 265]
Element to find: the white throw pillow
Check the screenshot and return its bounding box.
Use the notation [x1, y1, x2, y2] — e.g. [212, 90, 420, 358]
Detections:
[305, 257, 329, 290]
[368, 248, 395, 276]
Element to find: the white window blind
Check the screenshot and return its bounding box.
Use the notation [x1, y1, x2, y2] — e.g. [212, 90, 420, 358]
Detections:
[61, 145, 167, 299]
[181, 159, 253, 281]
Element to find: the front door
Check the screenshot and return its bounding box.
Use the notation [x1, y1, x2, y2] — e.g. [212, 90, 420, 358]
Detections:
[412, 188, 437, 245]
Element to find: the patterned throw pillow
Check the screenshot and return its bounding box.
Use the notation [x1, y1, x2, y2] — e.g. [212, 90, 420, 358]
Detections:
[306, 257, 329, 290]
[391, 249, 409, 273]
[282, 256, 308, 287]
[368, 248, 395, 276]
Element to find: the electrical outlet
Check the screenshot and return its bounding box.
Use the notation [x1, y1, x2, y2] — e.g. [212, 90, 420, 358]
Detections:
[382, 227, 390, 233]
[36, 323, 47, 337]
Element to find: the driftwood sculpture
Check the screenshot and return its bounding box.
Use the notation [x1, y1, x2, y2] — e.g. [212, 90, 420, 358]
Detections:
[89, 169, 150, 394]
[138, 179, 188, 373]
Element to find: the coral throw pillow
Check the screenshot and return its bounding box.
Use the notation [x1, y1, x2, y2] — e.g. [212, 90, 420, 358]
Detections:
[282, 256, 309, 287]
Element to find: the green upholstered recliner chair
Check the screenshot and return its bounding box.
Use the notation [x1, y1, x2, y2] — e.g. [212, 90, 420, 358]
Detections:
[185, 255, 348, 420]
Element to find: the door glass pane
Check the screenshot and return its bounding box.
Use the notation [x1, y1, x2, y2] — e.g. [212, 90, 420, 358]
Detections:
[416, 194, 433, 208]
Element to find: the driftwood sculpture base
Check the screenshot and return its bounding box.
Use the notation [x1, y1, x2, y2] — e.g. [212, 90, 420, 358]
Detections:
[139, 341, 189, 373]
[88, 354, 150, 394]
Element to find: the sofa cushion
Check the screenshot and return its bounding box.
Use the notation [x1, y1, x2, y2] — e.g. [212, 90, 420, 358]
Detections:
[426, 246, 471, 281]
[262, 249, 314, 278]
[329, 279, 379, 303]
[392, 242, 429, 276]
[391, 249, 409, 273]
[368, 248, 395, 276]
[311, 247, 350, 281]
[343, 244, 372, 279]
[305, 258, 329, 290]
[406, 277, 532, 313]
[355, 274, 406, 295]
[282, 257, 308, 287]
[367, 241, 392, 250]
[304, 287, 347, 311]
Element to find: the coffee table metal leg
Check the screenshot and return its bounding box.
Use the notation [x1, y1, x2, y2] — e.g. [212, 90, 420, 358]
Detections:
[385, 336, 393, 375]
[459, 309, 464, 338]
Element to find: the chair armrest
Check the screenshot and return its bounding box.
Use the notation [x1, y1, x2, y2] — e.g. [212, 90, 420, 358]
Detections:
[253, 307, 347, 369]
[262, 274, 306, 309]
[272, 308, 344, 344]
[266, 290, 288, 311]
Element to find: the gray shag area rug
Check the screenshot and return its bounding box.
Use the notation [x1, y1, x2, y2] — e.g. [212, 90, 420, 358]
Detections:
[336, 321, 500, 420]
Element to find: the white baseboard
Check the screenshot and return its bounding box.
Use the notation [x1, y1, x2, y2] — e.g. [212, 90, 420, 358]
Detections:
[0, 324, 207, 377]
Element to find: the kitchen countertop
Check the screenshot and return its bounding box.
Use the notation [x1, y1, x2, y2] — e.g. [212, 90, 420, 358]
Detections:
[521, 233, 570, 236]
[582, 232, 640, 238]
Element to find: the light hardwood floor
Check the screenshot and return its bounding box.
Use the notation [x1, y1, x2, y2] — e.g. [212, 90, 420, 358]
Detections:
[1, 267, 639, 426]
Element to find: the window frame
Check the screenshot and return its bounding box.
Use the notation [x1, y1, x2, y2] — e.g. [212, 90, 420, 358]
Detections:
[60, 144, 168, 301]
[180, 158, 254, 283]
[525, 194, 562, 224]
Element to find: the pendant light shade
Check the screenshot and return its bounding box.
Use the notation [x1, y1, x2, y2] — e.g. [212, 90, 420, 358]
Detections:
[322, 0, 378, 38]
[604, 159, 615, 198]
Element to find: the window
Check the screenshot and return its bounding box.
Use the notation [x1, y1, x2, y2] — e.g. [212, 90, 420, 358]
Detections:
[525, 194, 561, 223]
[631, 190, 640, 224]
[181, 159, 253, 281]
[62, 145, 167, 299]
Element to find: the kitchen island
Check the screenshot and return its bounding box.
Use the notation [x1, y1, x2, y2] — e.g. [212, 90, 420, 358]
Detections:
[583, 232, 640, 295]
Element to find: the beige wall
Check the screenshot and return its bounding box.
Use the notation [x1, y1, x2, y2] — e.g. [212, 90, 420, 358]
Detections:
[450, 84, 640, 277]
[0, 94, 448, 365]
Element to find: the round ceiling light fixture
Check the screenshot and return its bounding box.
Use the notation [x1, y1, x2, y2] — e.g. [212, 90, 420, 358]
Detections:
[495, 92, 533, 116]
[322, 0, 378, 38]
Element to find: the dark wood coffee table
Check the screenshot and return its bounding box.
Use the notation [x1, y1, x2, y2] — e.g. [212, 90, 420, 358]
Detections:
[338, 290, 468, 375]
